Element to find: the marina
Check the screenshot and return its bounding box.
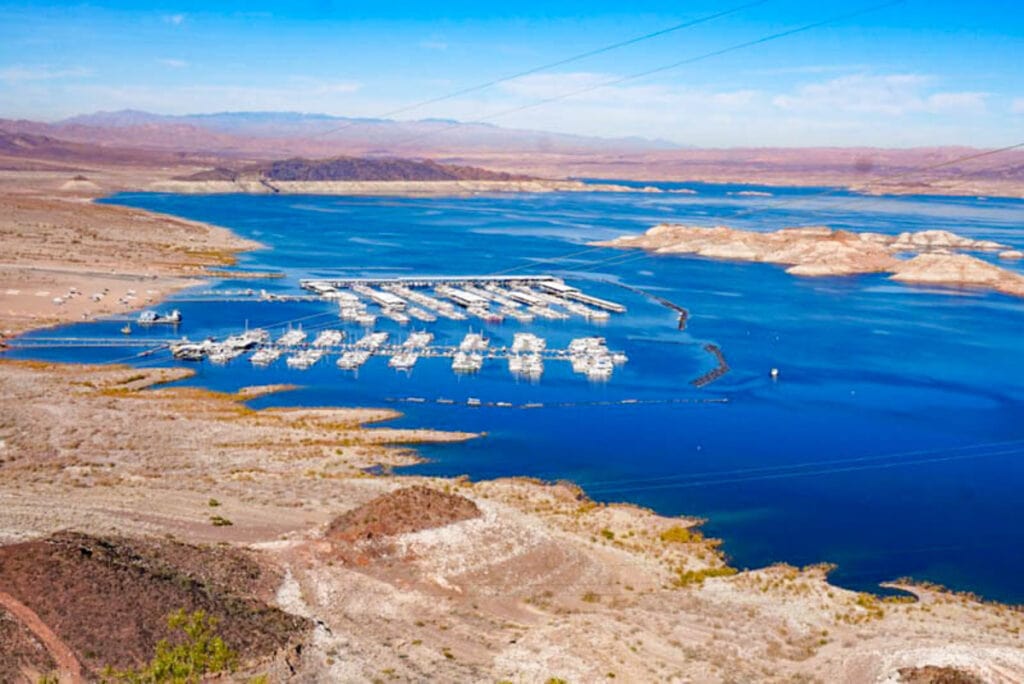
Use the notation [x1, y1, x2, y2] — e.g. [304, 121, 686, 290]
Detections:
[8, 186, 1023, 605]
[299, 275, 626, 324]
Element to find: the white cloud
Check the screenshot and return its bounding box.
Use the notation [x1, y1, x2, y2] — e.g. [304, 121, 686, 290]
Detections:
[158, 58, 188, 69]
[772, 74, 987, 116]
[500, 72, 758, 109]
[1012, 98, 1024, 114]
[162, 14, 185, 26]
[0, 65, 91, 83]
[419, 40, 448, 51]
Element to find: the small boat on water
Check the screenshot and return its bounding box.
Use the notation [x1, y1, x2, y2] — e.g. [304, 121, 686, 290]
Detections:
[337, 349, 372, 370]
[452, 351, 483, 373]
[585, 356, 614, 381]
[388, 351, 419, 370]
[355, 331, 389, 350]
[402, 331, 434, 349]
[138, 309, 182, 325]
[286, 348, 324, 369]
[312, 329, 345, 347]
[120, 324, 132, 335]
[509, 353, 543, 379]
[170, 338, 215, 361]
[250, 347, 283, 366]
[512, 333, 546, 354]
[277, 327, 306, 346]
[208, 346, 245, 364]
[459, 331, 489, 352]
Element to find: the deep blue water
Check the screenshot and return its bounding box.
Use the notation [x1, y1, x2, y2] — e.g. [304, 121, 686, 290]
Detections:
[10, 182, 1024, 602]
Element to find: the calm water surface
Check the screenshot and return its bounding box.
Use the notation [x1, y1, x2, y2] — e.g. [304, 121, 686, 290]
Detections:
[12, 183, 1024, 601]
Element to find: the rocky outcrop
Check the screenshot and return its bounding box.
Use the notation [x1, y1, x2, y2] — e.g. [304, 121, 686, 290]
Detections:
[596, 224, 1024, 298]
[891, 253, 1024, 297]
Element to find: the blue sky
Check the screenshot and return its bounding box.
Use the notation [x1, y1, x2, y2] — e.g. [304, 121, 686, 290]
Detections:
[1, 0, 1022, 147]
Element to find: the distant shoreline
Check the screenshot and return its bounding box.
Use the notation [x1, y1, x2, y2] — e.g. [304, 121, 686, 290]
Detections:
[146, 177, 661, 196]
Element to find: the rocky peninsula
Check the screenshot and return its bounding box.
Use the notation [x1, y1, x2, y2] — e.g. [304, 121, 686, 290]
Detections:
[595, 224, 1024, 299]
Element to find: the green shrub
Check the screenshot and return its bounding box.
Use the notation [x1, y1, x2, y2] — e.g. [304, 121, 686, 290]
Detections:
[659, 526, 702, 544]
[673, 566, 738, 587]
[103, 609, 238, 683]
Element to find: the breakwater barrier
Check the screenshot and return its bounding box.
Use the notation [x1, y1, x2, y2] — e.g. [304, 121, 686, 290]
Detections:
[692, 343, 730, 388]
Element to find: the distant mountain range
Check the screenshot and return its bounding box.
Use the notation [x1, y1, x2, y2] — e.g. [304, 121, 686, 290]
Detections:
[1, 109, 680, 159]
[2, 111, 1021, 196]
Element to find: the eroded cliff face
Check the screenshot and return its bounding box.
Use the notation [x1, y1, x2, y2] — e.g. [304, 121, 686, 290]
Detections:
[596, 225, 1024, 297]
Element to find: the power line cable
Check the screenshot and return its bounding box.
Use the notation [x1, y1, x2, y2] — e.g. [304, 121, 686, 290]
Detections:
[310, 1, 770, 141]
[385, 0, 906, 152]
[544, 139, 1024, 278]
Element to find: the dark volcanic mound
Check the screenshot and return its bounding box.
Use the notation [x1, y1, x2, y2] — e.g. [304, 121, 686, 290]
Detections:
[260, 156, 531, 182]
[0, 531, 309, 676]
[177, 165, 240, 181]
[898, 665, 985, 684]
[327, 485, 482, 543]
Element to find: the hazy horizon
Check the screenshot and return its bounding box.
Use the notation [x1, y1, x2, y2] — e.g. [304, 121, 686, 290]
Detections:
[1, 1, 1022, 148]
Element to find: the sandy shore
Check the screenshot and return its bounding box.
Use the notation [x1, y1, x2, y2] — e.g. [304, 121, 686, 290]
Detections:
[1, 169, 1022, 681]
[0, 168, 261, 337]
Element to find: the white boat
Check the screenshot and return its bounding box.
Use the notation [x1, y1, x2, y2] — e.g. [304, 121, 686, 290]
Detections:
[403, 331, 434, 349]
[286, 348, 324, 369]
[569, 337, 607, 354]
[586, 357, 614, 381]
[452, 351, 483, 373]
[312, 329, 345, 347]
[277, 327, 307, 346]
[459, 332, 489, 352]
[224, 328, 270, 350]
[571, 354, 594, 374]
[355, 312, 377, 327]
[509, 353, 543, 378]
[512, 333, 546, 354]
[339, 304, 365, 321]
[407, 306, 437, 322]
[500, 306, 534, 323]
[388, 352, 419, 370]
[250, 347, 283, 366]
[171, 339, 214, 361]
[208, 346, 245, 364]
[337, 349, 371, 370]
[382, 307, 410, 324]
[355, 331, 389, 350]
[138, 309, 182, 325]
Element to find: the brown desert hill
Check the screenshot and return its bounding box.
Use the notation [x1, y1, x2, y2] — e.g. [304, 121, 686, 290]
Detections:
[177, 156, 535, 183]
[0, 128, 214, 169]
[326, 485, 482, 543]
[0, 606, 58, 682]
[0, 531, 309, 676]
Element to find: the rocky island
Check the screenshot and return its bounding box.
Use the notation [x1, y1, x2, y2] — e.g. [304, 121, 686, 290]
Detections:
[595, 224, 1024, 299]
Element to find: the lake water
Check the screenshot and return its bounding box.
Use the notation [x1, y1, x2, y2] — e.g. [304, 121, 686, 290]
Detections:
[11, 183, 1024, 602]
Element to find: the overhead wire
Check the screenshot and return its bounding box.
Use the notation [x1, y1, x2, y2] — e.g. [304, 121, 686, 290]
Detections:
[309, 1, 771, 141]
[384, 0, 906, 152]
